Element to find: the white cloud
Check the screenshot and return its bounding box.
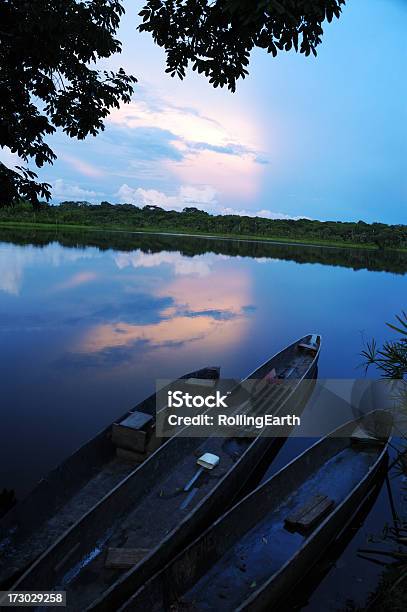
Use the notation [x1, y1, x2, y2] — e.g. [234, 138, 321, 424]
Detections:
[114, 251, 217, 277]
[218, 207, 311, 221]
[0, 243, 100, 296]
[52, 179, 102, 202]
[0, 267, 22, 296]
[107, 89, 266, 201]
[116, 183, 309, 220]
[108, 99, 243, 150]
[116, 184, 218, 210]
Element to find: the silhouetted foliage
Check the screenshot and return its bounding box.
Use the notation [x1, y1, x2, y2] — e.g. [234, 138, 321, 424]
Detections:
[0, 0, 136, 208]
[1, 1, 347, 207]
[139, 0, 346, 91]
[363, 313, 407, 379]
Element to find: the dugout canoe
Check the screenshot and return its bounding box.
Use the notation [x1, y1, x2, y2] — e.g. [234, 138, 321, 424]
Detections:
[0, 366, 219, 587]
[122, 409, 392, 612]
[11, 334, 321, 611]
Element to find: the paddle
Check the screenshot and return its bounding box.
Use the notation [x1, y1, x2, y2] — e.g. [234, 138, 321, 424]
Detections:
[184, 453, 220, 492]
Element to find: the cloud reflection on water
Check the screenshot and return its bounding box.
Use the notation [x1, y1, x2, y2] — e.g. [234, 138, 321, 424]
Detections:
[0, 243, 101, 296]
[0, 241, 256, 366]
[76, 267, 253, 360]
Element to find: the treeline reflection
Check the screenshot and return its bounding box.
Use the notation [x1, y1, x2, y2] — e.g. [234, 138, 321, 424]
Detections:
[1, 227, 406, 275]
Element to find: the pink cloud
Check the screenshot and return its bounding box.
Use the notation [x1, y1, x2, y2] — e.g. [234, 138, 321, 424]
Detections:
[60, 154, 103, 178]
[167, 149, 262, 200]
[55, 272, 98, 291]
[108, 92, 266, 200]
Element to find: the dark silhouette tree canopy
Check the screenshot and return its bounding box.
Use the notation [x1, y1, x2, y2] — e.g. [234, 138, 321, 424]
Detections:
[0, 0, 136, 207]
[139, 0, 346, 91]
[1, 0, 346, 207]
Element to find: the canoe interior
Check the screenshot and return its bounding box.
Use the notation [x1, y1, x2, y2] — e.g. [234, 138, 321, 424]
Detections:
[245, 333, 320, 382]
[0, 367, 219, 587]
[125, 411, 390, 612]
[181, 447, 380, 610]
[12, 335, 320, 610]
[275, 465, 387, 612]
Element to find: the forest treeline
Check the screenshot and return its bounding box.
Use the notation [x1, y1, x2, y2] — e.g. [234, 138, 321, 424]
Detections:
[0, 201, 406, 250]
[1, 226, 407, 276]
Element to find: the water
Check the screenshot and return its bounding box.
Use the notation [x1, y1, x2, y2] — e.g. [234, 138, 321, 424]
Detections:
[0, 227, 406, 607]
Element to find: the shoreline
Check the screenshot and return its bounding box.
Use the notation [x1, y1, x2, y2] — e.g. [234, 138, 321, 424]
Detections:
[1, 221, 406, 253]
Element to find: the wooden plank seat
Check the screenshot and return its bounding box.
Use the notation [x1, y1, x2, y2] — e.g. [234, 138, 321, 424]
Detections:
[228, 362, 298, 423]
[278, 367, 295, 379]
[112, 411, 154, 454]
[183, 378, 219, 388]
[105, 547, 150, 570]
[285, 493, 334, 533]
[228, 378, 290, 422]
[298, 334, 319, 353]
[351, 425, 383, 446]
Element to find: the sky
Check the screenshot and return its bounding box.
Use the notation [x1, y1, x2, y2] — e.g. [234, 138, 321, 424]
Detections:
[3, 0, 407, 223]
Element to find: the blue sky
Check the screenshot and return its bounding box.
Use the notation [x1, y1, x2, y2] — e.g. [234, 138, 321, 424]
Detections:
[3, 0, 407, 223]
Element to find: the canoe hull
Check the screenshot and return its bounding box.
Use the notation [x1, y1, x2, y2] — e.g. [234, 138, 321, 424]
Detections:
[90, 342, 320, 610]
[10, 336, 320, 611]
[240, 435, 388, 611]
[0, 367, 219, 588]
[120, 410, 390, 612]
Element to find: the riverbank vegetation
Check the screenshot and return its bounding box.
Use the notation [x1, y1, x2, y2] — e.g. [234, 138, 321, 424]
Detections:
[0, 201, 406, 251]
[1, 225, 407, 276]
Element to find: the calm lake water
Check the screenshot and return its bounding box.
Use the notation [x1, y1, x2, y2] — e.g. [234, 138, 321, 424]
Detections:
[0, 227, 406, 608]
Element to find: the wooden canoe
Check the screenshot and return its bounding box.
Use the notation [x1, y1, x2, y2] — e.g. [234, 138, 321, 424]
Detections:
[0, 366, 219, 588]
[10, 334, 321, 611]
[122, 409, 392, 612]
